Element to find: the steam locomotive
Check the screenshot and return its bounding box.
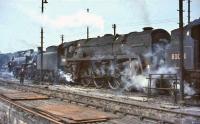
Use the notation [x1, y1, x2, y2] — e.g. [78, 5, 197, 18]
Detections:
[7, 49, 36, 78]
[3, 18, 200, 92]
[55, 27, 171, 89]
[0, 53, 11, 71]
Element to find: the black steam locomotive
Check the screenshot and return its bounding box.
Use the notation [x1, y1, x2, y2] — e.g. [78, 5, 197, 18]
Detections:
[7, 49, 36, 78]
[55, 27, 171, 89]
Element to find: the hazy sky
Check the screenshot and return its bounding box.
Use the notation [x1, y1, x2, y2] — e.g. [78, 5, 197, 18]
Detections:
[0, 0, 200, 53]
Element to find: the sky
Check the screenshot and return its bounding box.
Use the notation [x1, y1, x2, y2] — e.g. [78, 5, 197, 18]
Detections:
[0, 0, 200, 53]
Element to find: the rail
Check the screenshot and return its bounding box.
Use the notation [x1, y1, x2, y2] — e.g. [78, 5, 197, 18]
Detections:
[0, 94, 63, 124]
[1, 79, 200, 124]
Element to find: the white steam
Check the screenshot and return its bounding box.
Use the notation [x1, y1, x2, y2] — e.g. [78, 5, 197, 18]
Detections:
[0, 71, 14, 80]
[184, 81, 195, 96]
[120, 40, 196, 96]
[121, 40, 172, 92]
[121, 60, 148, 91]
[58, 70, 73, 83]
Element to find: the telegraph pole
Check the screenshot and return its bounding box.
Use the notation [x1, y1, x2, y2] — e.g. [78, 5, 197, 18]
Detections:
[188, 0, 191, 24]
[112, 24, 116, 36]
[87, 8, 89, 39]
[40, 0, 48, 83]
[112, 24, 117, 57]
[40, 28, 44, 82]
[41, 0, 48, 13]
[179, 0, 185, 103]
[61, 34, 64, 44]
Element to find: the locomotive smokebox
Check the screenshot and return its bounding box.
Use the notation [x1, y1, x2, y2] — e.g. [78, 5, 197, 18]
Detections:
[143, 27, 153, 31]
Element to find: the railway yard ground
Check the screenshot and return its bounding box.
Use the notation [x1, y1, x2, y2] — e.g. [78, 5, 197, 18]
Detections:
[0, 74, 200, 124]
[1, 0, 200, 124]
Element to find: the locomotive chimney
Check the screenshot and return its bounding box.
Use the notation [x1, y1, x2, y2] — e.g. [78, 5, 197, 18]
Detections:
[143, 27, 153, 31]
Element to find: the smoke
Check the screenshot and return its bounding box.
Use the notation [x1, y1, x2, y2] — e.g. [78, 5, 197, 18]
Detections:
[184, 81, 195, 96]
[118, 59, 143, 91]
[120, 40, 196, 96]
[152, 65, 177, 74]
[124, 0, 151, 25]
[20, 40, 38, 48]
[135, 0, 150, 25]
[120, 61, 177, 92]
[58, 69, 73, 83]
[121, 65, 148, 91]
[88, 39, 174, 92]
[0, 71, 14, 80]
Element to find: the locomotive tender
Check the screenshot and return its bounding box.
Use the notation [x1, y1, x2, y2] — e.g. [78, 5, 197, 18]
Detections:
[166, 18, 200, 91]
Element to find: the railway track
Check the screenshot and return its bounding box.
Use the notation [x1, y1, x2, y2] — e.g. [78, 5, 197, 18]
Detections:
[0, 94, 63, 124]
[0, 94, 117, 124]
[0, 86, 118, 124]
[0, 79, 200, 124]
